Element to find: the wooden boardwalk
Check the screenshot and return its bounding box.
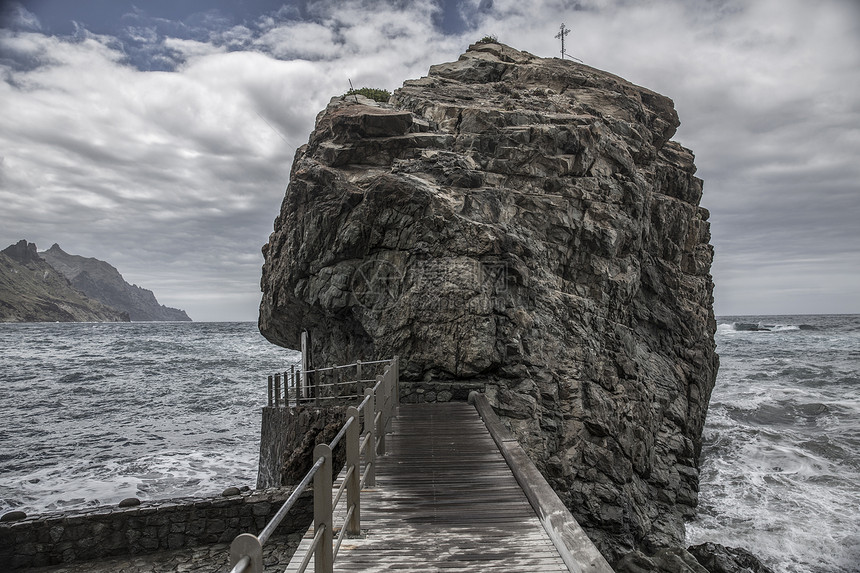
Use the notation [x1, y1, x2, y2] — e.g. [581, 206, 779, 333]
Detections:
[286, 402, 568, 572]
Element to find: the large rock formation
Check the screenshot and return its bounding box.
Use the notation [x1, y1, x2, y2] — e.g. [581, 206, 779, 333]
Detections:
[0, 240, 129, 322]
[259, 43, 718, 565]
[40, 244, 191, 321]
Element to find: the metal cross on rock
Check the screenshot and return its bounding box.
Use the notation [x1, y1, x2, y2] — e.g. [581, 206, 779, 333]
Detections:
[555, 23, 570, 59]
[555, 23, 582, 62]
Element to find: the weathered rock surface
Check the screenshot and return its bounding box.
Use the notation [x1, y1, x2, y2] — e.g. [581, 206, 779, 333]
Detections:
[688, 543, 776, 573]
[609, 540, 776, 573]
[615, 546, 708, 573]
[256, 405, 347, 488]
[40, 243, 191, 321]
[0, 240, 129, 322]
[259, 42, 718, 564]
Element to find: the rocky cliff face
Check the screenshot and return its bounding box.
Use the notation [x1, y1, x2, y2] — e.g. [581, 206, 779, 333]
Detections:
[0, 240, 129, 322]
[259, 43, 718, 564]
[40, 244, 191, 321]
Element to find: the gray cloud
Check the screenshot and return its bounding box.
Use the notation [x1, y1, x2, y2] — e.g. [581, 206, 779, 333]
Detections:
[1, 0, 858, 320]
[474, 0, 860, 315]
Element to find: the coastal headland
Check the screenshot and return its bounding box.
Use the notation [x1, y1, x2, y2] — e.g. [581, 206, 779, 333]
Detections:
[259, 41, 723, 569]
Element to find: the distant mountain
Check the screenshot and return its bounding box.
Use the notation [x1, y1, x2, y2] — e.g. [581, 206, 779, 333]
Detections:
[0, 240, 130, 323]
[40, 244, 191, 322]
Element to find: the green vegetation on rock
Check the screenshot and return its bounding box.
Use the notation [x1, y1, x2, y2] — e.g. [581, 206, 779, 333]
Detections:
[345, 87, 392, 103]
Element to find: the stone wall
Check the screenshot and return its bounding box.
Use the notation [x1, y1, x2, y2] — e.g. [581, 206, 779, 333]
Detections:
[0, 487, 312, 570]
[257, 406, 294, 489]
[399, 379, 485, 404]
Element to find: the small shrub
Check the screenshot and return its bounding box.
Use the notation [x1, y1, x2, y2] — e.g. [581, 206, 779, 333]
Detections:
[477, 35, 498, 44]
[345, 87, 391, 103]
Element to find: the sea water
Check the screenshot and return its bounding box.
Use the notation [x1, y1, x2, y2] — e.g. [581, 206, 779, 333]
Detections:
[1, 318, 858, 572]
[686, 315, 860, 573]
[0, 322, 299, 514]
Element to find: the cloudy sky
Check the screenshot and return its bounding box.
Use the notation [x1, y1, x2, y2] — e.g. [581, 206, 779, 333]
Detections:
[1, 0, 858, 321]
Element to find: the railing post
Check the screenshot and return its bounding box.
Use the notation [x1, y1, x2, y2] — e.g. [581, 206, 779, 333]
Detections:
[230, 533, 263, 573]
[313, 444, 334, 573]
[288, 365, 293, 406]
[356, 360, 362, 399]
[267, 375, 273, 408]
[375, 374, 386, 456]
[393, 355, 400, 408]
[301, 330, 310, 401]
[274, 373, 281, 408]
[334, 368, 340, 399]
[384, 369, 394, 423]
[314, 369, 321, 407]
[283, 370, 289, 407]
[345, 406, 361, 536]
[364, 388, 376, 487]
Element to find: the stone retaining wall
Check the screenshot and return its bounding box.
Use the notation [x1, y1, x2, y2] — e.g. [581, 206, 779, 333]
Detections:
[257, 406, 293, 489]
[399, 379, 486, 404]
[0, 487, 312, 570]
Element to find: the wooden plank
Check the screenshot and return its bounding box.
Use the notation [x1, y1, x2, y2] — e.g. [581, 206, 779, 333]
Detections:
[283, 402, 570, 572]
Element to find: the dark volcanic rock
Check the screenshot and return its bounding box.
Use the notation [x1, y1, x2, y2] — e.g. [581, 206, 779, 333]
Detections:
[40, 244, 191, 321]
[1, 239, 41, 264]
[688, 543, 776, 573]
[259, 43, 718, 563]
[279, 407, 347, 485]
[615, 547, 709, 573]
[0, 240, 130, 322]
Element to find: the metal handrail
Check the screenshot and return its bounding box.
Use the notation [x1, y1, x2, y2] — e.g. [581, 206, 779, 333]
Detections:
[295, 525, 326, 573]
[356, 393, 371, 412]
[328, 416, 354, 450]
[333, 505, 355, 559]
[228, 355, 400, 573]
[267, 358, 395, 408]
[331, 466, 353, 509]
[302, 358, 392, 375]
[311, 394, 364, 401]
[228, 556, 250, 573]
[259, 455, 324, 545]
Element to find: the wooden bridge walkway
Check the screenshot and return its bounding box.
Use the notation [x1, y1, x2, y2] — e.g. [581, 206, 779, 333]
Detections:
[285, 402, 568, 572]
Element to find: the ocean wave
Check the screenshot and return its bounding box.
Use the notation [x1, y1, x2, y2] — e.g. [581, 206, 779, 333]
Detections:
[719, 321, 812, 333]
[689, 429, 860, 573]
[0, 322, 299, 515]
[696, 316, 860, 573]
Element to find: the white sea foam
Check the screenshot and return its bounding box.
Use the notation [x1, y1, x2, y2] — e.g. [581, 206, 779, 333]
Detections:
[0, 322, 299, 515]
[689, 314, 860, 573]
